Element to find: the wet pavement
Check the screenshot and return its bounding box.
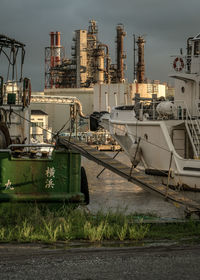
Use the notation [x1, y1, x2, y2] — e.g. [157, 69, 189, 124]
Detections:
[82, 152, 200, 219]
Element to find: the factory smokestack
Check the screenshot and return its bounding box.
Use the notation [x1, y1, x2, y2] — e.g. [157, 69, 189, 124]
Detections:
[116, 24, 126, 83]
[50, 32, 55, 69]
[136, 36, 145, 83]
[55, 31, 61, 66]
[46, 31, 63, 89]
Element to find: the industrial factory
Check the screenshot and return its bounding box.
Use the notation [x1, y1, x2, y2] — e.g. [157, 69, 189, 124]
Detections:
[31, 20, 173, 140]
[44, 20, 126, 89]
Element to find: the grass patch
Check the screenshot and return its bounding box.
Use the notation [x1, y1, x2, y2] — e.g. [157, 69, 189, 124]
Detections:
[0, 204, 200, 243]
[146, 220, 200, 241]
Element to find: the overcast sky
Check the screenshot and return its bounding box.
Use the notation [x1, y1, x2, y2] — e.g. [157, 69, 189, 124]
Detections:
[1, 0, 200, 91]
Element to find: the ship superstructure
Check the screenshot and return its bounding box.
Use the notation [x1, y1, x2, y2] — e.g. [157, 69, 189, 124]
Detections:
[100, 33, 200, 190]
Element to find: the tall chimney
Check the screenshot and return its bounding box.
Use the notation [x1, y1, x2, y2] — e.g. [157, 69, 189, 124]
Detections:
[50, 32, 55, 68]
[136, 36, 145, 83]
[55, 31, 61, 66]
[116, 24, 126, 83]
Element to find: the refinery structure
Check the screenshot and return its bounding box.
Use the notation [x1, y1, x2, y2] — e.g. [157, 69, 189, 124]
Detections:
[45, 20, 127, 89]
[31, 20, 173, 138]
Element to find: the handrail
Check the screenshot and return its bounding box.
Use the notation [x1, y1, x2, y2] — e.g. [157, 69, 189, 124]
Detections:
[175, 100, 200, 157]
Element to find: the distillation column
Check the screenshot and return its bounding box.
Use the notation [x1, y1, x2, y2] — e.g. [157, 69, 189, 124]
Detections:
[116, 24, 126, 83]
[87, 20, 98, 86]
[136, 36, 146, 83]
[74, 30, 88, 87]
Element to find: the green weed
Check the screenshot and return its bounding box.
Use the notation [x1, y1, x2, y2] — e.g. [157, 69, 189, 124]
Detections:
[116, 221, 128, 241]
[0, 204, 199, 243]
[129, 224, 150, 240]
[84, 221, 106, 242]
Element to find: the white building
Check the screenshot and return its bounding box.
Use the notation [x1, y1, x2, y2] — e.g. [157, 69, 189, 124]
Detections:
[30, 81, 168, 135]
[30, 110, 52, 142]
[30, 88, 93, 133]
[93, 82, 166, 112]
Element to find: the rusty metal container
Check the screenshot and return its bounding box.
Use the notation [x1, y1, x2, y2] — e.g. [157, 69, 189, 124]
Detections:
[0, 149, 85, 204]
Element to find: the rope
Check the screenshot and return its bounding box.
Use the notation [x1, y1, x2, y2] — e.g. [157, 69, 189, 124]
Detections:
[96, 150, 120, 178]
[129, 137, 141, 178]
[165, 151, 173, 199]
[11, 110, 56, 137]
[91, 113, 171, 153]
[52, 118, 71, 140]
[12, 108, 171, 171]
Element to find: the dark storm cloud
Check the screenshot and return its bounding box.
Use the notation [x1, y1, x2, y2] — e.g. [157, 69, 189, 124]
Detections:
[1, 0, 200, 90]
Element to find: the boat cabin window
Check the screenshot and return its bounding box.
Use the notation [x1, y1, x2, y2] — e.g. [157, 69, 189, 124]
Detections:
[194, 41, 200, 56]
[181, 86, 185, 93]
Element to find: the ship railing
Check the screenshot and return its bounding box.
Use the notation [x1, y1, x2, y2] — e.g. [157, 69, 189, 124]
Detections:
[195, 101, 200, 134]
[137, 100, 162, 121]
[174, 100, 200, 157]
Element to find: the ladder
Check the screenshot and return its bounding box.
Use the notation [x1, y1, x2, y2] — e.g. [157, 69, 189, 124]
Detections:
[59, 136, 200, 217]
[185, 118, 200, 158]
[175, 100, 200, 158]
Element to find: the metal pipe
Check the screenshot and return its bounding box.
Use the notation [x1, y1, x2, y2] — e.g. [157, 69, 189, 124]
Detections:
[98, 44, 110, 83]
[50, 32, 54, 47]
[31, 95, 89, 119]
[55, 31, 60, 46]
[50, 32, 55, 68]
[74, 99, 89, 119]
[55, 31, 61, 66]
[133, 34, 137, 81]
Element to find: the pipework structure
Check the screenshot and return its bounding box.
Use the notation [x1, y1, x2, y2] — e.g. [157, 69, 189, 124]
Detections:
[110, 24, 126, 83]
[44, 20, 127, 88]
[86, 20, 99, 86]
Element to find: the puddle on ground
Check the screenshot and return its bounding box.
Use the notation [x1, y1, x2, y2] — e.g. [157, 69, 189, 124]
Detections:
[82, 152, 200, 219]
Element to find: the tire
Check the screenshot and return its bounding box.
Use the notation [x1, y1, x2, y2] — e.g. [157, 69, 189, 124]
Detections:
[0, 122, 11, 148]
[81, 166, 89, 205]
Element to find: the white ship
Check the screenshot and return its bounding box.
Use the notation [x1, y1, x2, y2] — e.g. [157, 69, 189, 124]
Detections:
[100, 33, 200, 190]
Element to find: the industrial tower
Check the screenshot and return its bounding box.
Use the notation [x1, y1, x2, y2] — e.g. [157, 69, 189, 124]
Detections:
[45, 20, 127, 89]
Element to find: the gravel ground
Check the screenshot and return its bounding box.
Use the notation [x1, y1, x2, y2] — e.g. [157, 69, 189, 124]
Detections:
[0, 244, 200, 279]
